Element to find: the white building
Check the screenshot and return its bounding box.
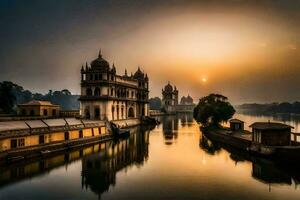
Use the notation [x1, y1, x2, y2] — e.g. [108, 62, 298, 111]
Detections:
[79, 50, 149, 121]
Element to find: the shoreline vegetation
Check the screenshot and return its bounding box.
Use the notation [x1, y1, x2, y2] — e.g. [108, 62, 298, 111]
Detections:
[236, 102, 300, 115]
[0, 81, 79, 114]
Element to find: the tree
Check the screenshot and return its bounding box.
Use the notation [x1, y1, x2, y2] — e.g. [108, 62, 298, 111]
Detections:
[149, 97, 162, 110]
[193, 93, 235, 127]
[0, 81, 16, 113]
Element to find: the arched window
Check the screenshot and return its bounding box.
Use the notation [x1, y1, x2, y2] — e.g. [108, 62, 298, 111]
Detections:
[85, 107, 90, 119]
[128, 107, 134, 118]
[94, 87, 101, 96]
[86, 88, 92, 96]
[94, 107, 100, 119]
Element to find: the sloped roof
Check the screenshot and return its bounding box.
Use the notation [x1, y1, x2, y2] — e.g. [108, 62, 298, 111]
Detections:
[249, 122, 293, 130]
[19, 100, 59, 106]
[0, 121, 29, 132]
[229, 118, 244, 123]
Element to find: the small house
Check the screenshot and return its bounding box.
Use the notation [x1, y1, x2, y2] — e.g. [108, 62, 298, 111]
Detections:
[249, 122, 293, 146]
[17, 100, 60, 117]
[229, 118, 244, 131]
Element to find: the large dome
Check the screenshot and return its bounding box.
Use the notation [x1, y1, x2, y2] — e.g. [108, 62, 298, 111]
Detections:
[90, 50, 109, 70]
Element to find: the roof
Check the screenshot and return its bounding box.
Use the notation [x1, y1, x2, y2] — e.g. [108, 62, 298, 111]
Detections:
[229, 118, 244, 123]
[0, 118, 104, 136]
[249, 122, 293, 130]
[164, 82, 173, 92]
[19, 100, 59, 107]
[90, 49, 110, 70]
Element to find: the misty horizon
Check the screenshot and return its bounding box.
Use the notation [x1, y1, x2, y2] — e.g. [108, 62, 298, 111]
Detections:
[1, 0, 300, 104]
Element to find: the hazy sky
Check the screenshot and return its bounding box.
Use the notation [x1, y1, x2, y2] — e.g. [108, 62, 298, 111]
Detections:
[1, 0, 300, 104]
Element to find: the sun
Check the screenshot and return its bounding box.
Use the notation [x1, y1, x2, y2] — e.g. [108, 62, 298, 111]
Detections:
[202, 77, 207, 83]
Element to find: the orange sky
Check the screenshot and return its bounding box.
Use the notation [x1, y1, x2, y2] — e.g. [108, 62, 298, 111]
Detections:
[1, 1, 300, 104]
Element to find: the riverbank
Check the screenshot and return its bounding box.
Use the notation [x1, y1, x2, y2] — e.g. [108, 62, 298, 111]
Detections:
[0, 118, 146, 163]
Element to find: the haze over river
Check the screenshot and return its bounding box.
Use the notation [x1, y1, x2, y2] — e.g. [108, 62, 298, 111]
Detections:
[1, 113, 300, 200]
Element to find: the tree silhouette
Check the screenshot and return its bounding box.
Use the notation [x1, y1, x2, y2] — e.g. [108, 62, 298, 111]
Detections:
[0, 81, 16, 113]
[193, 93, 235, 126]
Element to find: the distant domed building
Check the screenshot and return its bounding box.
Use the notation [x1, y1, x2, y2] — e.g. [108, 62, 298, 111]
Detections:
[162, 82, 178, 113]
[180, 95, 194, 105]
[79, 50, 149, 120]
[161, 82, 195, 113]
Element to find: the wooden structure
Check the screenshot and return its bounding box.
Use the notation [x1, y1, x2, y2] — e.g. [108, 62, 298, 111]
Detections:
[229, 119, 244, 131]
[249, 122, 293, 146]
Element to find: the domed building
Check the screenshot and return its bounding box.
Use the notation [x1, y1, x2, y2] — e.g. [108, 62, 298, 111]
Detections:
[162, 82, 178, 113]
[180, 95, 194, 105]
[79, 50, 149, 120]
[161, 82, 195, 113]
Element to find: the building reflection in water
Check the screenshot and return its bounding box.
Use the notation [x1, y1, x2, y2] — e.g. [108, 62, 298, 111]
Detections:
[178, 113, 194, 127]
[199, 134, 300, 190]
[161, 115, 179, 145]
[81, 126, 150, 198]
[0, 125, 151, 198]
[160, 113, 194, 145]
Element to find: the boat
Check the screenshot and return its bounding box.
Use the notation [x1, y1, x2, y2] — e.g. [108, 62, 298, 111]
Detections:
[110, 122, 130, 139]
[201, 126, 300, 163]
[141, 116, 160, 125]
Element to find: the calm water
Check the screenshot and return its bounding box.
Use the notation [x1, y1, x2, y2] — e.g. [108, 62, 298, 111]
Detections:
[1, 113, 300, 200]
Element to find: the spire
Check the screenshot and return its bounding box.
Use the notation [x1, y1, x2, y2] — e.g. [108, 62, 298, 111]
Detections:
[85, 62, 88, 70]
[81, 64, 84, 71]
[98, 48, 102, 58]
[125, 69, 128, 76]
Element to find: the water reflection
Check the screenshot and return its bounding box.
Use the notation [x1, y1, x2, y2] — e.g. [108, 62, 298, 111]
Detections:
[0, 125, 152, 198]
[2, 114, 300, 199]
[199, 135, 221, 155]
[161, 115, 179, 145]
[161, 113, 194, 145]
[199, 134, 300, 188]
[178, 113, 194, 127]
[82, 126, 150, 198]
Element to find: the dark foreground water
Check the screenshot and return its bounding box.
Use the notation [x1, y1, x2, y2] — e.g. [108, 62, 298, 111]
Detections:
[1, 113, 300, 200]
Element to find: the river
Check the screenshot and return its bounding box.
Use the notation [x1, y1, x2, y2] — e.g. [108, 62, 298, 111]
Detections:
[1, 113, 300, 200]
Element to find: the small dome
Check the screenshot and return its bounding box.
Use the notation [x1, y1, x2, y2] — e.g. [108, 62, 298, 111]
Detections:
[164, 82, 173, 92]
[90, 50, 110, 70]
[180, 96, 187, 104]
[187, 95, 193, 102]
[180, 95, 193, 105]
[133, 67, 144, 79]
